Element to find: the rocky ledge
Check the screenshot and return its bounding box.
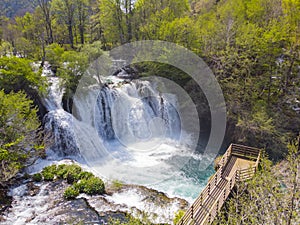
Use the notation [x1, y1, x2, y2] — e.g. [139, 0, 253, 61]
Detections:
[1, 177, 188, 225]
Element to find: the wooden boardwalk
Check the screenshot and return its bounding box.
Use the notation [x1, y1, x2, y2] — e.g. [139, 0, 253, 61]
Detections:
[177, 144, 261, 225]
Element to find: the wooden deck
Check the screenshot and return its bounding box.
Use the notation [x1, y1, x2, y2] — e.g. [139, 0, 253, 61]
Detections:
[177, 144, 261, 225]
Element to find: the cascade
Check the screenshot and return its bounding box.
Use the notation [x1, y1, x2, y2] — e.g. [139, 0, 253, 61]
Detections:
[41, 63, 212, 201]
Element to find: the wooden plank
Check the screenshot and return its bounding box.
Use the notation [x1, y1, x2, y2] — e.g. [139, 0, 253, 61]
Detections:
[177, 144, 261, 225]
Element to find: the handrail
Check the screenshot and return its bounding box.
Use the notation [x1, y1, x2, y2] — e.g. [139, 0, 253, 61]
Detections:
[178, 166, 224, 224]
[177, 144, 261, 225]
[201, 169, 238, 225]
[217, 144, 232, 170]
[231, 144, 260, 160]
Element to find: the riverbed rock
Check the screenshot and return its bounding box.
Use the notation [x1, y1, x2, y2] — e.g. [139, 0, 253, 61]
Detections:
[2, 179, 188, 225]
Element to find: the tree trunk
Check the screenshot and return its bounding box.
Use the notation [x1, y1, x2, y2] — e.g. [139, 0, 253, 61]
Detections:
[68, 22, 74, 48]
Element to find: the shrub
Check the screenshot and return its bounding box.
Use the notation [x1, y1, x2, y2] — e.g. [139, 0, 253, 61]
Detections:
[32, 173, 42, 182]
[56, 164, 68, 179]
[41, 164, 57, 181]
[112, 180, 123, 190]
[82, 177, 105, 195]
[64, 186, 79, 200]
[0, 90, 43, 184]
[63, 165, 82, 184]
[78, 171, 94, 180]
[173, 210, 185, 224]
[73, 179, 88, 193]
[42, 171, 54, 181]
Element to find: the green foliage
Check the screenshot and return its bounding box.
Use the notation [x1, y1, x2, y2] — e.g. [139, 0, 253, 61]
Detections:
[56, 164, 69, 179]
[112, 179, 123, 190]
[108, 213, 151, 225]
[63, 164, 82, 184]
[0, 41, 13, 56]
[73, 179, 88, 193]
[80, 41, 103, 62]
[66, 176, 105, 198]
[41, 164, 57, 181]
[0, 90, 43, 185]
[173, 210, 185, 224]
[42, 171, 54, 181]
[78, 171, 94, 180]
[0, 56, 46, 93]
[32, 173, 42, 182]
[57, 50, 88, 96]
[80, 177, 105, 195]
[45, 43, 64, 72]
[41, 164, 82, 182]
[213, 143, 300, 224]
[39, 164, 105, 199]
[64, 186, 80, 200]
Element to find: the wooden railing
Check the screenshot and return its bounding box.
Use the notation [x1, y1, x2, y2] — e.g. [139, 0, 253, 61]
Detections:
[178, 166, 223, 225]
[217, 144, 232, 170]
[177, 144, 261, 225]
[231, 144, 260, 160]
[203, 169, 238, 225]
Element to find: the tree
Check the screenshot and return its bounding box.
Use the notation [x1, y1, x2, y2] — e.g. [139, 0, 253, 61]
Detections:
[34, 0, 54, 44]
[98, 0, 126, 47]
[124, 0, 133, 42]
[51, 0, 76, 48]
[0, 90, 44, 186]
[0, 56, 45, 94]
[75, 0, 90, 45]
[133, 0, 189, 40]
[286, 138, 300, 225]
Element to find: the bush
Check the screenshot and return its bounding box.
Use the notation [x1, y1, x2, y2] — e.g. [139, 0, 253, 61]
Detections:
[45, 43, 64, 73]
[41, 164, 57, 181]
[112, 180, 123, 190]
[64, 186, 79, 200]
[32, 173, 42, 182]
[55, 164, 83, 183]
[82, 177, 105, 195]
[173, 210, 185, 224]
[0, 90, 43, 184]
[63, 165, 82, 184]
[42, 171, 55, 181]
[78, 171, 94, 180]
[73, 179, 88, 193]
[38, 164, 105, 200]
[56, 164, 68, 179]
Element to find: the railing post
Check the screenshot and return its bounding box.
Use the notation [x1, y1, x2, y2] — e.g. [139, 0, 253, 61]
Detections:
[208, 183, 210, 195]
[200, 194, 203, 206]
[191, 205, 194, 219]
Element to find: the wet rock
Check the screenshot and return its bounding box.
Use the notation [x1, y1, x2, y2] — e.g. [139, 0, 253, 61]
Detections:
[113, 65, 139, 79]
[3, 179, 188, 225]
[27, 182, 40, 196]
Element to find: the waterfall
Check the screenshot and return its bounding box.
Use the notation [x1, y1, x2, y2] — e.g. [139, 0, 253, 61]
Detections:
[93, 81, 181, 143]
[41, 63, 212, 201]
[41, 63, 64, 111]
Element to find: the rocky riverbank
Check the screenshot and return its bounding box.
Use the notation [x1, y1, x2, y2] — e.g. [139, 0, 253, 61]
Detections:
[1, 161, 189, 225]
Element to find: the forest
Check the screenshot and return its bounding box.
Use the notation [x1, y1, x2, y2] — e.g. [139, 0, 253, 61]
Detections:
[0, 0, 299, 224]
